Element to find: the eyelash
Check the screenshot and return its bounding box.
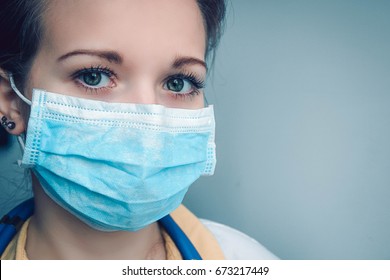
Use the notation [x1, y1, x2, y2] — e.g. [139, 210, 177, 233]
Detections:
[164, 72, 205, 99]
[70, 66, 205, 98]
[71, 65, 117, 93]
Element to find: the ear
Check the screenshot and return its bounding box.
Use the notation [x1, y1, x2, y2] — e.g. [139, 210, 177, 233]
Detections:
[0, 69, 26, 135]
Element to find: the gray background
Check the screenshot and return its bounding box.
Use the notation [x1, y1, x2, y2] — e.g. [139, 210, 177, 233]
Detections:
[1, 0, 390, 259]
[185, 0, 390, 259]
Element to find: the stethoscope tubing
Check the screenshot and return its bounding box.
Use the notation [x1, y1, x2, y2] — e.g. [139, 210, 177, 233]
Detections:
[159, 215, 202, 260]
[0, 198, 34, 255]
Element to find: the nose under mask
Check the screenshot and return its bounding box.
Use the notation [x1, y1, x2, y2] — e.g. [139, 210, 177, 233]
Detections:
[9, 74, 216, 231]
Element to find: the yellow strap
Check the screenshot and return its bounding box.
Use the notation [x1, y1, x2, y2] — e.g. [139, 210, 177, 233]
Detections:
[166, 205, 225, 260]
[0, 218, 29, 260]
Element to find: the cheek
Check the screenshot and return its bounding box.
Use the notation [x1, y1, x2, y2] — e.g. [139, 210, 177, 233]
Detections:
[17, 98, 31, 128]
[15, 75, 33, 127]
[21, 60, 42, 125]
[26, 45, 58, 98]
[25, 61, 40, 100]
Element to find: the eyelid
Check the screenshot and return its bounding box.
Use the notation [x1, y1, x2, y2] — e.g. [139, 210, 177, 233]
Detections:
[70, 65, 118, 93]
[162, 72, 205, 101]
[164, 72, 205, 89]
[70, 65, 117, 79]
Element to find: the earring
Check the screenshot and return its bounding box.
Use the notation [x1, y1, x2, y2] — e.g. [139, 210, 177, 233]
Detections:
[1, 116, 16, 130]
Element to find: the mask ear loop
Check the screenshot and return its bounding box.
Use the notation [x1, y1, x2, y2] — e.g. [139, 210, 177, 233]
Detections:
[8, 74, 32, 106]
[15, 134, 26, 167]
[17, 133, 26, 151]
[8, 74, 31, 164]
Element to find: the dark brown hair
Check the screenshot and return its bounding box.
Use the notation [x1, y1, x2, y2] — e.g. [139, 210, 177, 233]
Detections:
[197, 0, 226, 60]
[0, 0, 226, 88]
[0, 0, 47, 87]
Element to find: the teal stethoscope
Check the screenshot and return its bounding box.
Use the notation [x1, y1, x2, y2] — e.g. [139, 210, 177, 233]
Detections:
[0, 198, 202, 260]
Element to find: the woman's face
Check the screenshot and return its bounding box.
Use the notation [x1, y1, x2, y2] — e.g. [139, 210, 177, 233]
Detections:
[27, 0, 206, 110]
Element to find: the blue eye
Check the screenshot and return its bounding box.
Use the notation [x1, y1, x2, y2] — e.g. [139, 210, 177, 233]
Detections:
[164, 73, 205, 96]
[81, 72, 108, 87]
[73, 67, 115, 90]
[165, 78, 193, 93]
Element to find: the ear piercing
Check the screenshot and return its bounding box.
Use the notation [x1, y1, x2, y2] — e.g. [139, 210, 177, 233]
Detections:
[1, 116, 16, 130]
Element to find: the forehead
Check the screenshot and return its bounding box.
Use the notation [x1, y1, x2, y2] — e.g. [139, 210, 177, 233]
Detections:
[42, 0, 206, 60]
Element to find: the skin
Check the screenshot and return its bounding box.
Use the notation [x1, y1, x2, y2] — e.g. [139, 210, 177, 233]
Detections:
[0, 0, 207, 259]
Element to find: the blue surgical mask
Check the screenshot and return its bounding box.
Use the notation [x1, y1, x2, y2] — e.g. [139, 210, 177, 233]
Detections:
[10, 75, 216, 231]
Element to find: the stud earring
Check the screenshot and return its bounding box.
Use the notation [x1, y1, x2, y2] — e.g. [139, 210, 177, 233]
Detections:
[1, 116, 16, 130]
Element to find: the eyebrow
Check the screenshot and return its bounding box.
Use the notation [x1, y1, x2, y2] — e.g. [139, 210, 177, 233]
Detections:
[57, 50, 207, 70]
[57, 50, 123, 64]
[172, 56, 207, 71]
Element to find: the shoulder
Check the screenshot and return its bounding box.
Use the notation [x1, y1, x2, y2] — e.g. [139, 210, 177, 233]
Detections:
[200, 219, 279, 260]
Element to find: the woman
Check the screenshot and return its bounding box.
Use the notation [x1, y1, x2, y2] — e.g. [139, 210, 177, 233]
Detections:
[0, 0, 276, 260]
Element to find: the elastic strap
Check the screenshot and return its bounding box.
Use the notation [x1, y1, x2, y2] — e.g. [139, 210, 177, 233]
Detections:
[9, 74, 32, 106]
